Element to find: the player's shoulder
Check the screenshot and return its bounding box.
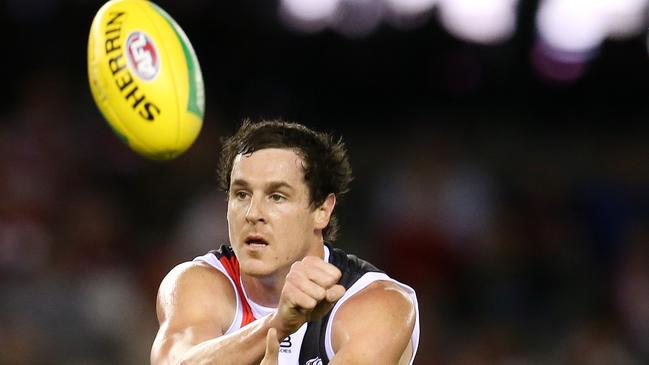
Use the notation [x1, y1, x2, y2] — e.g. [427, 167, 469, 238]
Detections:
[161, 259, 218, 283]
[331, 280, 417, 357]
[157, 259, 234, 307]
[155, 259, 237, 331]
[343, 280, 415, 314]
[334, 280, 416, 335]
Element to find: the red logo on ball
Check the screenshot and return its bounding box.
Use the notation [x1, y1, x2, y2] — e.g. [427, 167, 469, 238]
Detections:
[126, 31, 160, 81]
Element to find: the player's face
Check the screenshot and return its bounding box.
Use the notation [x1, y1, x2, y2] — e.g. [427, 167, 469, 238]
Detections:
[227, 148, 324, 277]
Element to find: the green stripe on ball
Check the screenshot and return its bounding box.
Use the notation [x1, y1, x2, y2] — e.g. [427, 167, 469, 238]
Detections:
[149, 2, 205, 119]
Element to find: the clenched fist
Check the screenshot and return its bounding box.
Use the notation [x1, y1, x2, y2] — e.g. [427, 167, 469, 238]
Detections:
[271, 256, 346, 337]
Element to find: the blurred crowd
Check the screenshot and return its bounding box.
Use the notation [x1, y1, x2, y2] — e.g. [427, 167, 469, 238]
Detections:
[1, 66, 648, 365]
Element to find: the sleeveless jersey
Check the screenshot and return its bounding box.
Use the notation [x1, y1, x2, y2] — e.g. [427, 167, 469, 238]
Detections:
[194, 243, 420, 365]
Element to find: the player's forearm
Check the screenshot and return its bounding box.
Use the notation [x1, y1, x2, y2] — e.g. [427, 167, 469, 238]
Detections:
[177, 314, 289, 365]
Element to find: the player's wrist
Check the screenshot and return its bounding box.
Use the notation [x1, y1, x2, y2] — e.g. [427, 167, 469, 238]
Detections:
[267, 311, 296, 340]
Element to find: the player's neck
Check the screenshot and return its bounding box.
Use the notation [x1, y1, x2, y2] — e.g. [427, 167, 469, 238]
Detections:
[240, 269, 286, 307]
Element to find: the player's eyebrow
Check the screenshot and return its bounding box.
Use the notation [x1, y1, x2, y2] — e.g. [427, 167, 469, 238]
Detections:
[266, 181, 295, 193]
[230, 178, 249, 189]
[230, 179, 295, 192]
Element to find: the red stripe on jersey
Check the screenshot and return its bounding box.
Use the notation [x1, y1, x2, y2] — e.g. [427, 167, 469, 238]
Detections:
[218, 255, 256, 327]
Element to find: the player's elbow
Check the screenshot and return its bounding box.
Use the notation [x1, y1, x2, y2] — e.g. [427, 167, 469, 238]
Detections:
[150, 336, 189, 365]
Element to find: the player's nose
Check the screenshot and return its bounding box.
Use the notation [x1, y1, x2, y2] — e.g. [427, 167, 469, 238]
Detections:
[245, 195, 266, 223]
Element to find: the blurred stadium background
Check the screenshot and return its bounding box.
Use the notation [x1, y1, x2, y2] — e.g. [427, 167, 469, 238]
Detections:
[2, 0, 649, 364]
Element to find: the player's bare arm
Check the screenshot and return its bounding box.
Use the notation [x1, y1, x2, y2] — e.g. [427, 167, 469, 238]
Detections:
[329, 281, 417, 365]
[151, 262, 275, 365]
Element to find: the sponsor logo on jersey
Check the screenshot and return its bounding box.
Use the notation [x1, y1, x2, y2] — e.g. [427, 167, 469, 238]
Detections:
[280, 336, 292, 348]
[126, 31, 160, 81]
[306, 357, 323, 365]
[280, 336, 292, 353]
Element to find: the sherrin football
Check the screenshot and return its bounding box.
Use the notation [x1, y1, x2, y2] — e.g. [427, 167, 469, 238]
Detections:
[87, 0, 205, 160]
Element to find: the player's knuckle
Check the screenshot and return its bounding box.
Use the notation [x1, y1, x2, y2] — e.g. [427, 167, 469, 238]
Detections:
[290, 261, 304, 272]
[314, 286, 326, 300]
[329, 264, 342, 279]
[284, 290, 303, 307]
[285, 272, 300, 286]
[303, 256, 319, 265]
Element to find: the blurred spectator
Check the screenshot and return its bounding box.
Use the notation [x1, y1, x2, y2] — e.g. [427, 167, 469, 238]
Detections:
[615, 226, 649, 359]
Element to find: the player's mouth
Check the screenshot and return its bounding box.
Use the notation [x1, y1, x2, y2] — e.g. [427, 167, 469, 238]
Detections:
[245, 235, 269, 248]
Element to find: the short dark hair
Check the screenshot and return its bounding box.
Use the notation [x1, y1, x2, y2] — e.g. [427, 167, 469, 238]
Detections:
[217, 119, 353, 241]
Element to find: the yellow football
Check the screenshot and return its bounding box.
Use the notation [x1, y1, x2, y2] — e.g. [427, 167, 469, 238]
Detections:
[87, 0, 205, 160]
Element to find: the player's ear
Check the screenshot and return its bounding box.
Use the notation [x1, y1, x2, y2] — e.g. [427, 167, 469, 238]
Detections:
[314, 194, 336, 230]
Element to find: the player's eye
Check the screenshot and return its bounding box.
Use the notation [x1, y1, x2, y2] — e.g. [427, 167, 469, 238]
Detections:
[234, 191, 249, 200]
[270, 193, 286, 202]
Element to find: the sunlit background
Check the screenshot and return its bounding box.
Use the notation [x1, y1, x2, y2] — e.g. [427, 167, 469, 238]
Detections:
[2, 0, 649, 364]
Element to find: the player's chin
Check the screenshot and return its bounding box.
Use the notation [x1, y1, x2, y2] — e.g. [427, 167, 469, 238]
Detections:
[239, 257, 276, 277]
